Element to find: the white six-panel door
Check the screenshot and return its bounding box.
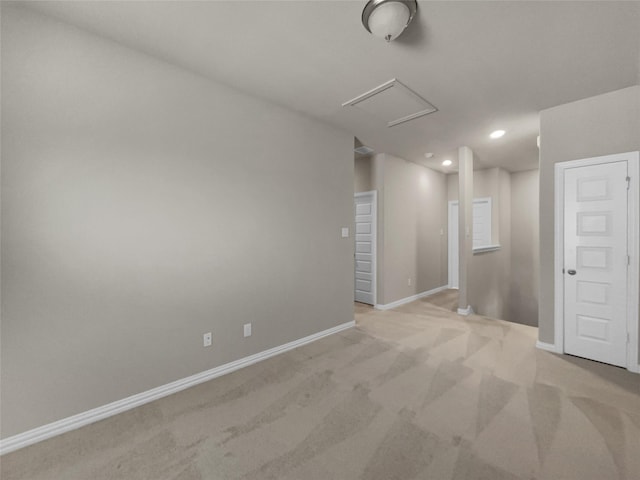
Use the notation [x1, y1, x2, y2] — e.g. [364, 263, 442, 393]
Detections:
[354, 192, 376, 305]
[563, 161, 628, 367]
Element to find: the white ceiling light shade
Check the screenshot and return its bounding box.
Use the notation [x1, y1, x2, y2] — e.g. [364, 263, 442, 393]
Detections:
[362, 0, 418, 42]
[490, 129, 506, 139]
[442, 159, 452, 166]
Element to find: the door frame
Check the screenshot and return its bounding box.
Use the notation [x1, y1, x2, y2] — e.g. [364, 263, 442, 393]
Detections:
[554, 151, 639, 372]
[354, 190, 377, 305]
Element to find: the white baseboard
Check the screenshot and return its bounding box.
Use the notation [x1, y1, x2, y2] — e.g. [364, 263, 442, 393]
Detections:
[374, 285, 449, 311]
[457, 305, 474, 316]
[0, 320, 355, 456]
[535, 340, 562, 353]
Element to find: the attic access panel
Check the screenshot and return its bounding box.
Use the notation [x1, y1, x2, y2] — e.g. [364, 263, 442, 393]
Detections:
[342, 79, 437, 127]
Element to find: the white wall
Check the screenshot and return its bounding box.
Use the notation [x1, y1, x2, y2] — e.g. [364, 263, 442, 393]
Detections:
[0, 6, 354, 438]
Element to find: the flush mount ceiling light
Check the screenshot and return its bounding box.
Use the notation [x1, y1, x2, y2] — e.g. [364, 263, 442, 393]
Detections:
[442, 159, 452, 166]
[490, 129, 506, 139]
[362, 0, 418, 42]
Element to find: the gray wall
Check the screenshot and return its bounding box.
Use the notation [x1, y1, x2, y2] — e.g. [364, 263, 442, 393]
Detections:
[449, 167, 538, 324]
[354, 156, 373, 193]
[467, 168, 511, 320]
[379, 154, 447, 305]
[538, 85, 640, 347]
[509, 170, 539, 326]
[1, 6, 354, 438]
[447, 173, 458, 201]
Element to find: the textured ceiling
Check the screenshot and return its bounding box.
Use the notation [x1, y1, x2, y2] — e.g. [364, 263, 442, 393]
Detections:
[18, 0, 640, 172]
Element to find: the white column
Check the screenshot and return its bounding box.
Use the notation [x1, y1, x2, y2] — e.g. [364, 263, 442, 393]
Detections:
[458, 146, 474, 315]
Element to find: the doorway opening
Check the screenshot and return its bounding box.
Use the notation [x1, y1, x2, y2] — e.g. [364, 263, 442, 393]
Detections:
[354, 191, 377, 306]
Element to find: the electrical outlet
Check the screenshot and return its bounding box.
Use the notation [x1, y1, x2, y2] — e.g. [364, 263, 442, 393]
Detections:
[203, 332, 212, 347]
[408, 278, 412, 286]
[243, 323, 252, 337]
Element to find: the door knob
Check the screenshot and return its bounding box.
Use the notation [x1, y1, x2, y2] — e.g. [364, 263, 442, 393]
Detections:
[567, 269, 577, 275]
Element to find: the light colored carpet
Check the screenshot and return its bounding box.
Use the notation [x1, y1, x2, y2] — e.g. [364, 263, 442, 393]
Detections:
[2, 300, 639, 479]
[421, 288, 459, 312]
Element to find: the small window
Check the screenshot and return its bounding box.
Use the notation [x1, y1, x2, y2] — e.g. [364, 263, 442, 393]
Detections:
[472, 198, 492, 248]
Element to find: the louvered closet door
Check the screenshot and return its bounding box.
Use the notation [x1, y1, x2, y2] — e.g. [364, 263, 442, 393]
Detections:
[355, 193, 376, 305]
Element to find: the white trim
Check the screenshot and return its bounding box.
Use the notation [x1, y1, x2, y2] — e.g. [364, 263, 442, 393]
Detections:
[472, 197, 493, 248]
[457, 305, 474, 316]
[354, 190, 377, 306]
[0, 321, 355, 455]
[536, 340, 563, 354]
[341, 78, 438, 127]
[553, 162, 565, 356]
[627, 155, 640, 373]
[374, 285, 448, 311]
[447, 197, 502, 280]
[553, 151, 640, 373]
[472, 244, 501, 254]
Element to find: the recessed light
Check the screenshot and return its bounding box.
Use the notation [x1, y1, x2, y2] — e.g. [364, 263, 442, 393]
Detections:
[490, 129, 506, 139]
[442, 159, 452, 166]
[424, 152, 434, 159]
